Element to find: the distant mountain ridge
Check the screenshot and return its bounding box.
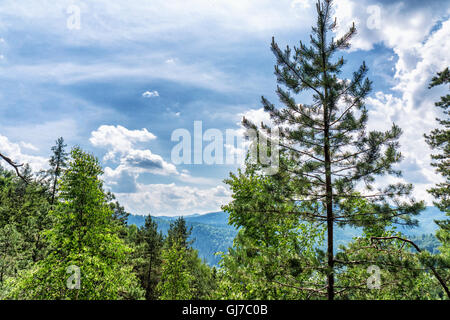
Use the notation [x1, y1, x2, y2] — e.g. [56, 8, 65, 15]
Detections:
[127, 207, 446, 266]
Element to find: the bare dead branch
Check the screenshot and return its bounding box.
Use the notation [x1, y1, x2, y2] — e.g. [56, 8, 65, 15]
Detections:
[0, 152, 28, 182]
[371, 236, 450, 298]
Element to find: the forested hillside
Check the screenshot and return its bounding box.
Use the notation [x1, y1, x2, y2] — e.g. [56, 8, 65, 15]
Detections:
[128, 208, 446, 266]
[128, 212, 236, 265]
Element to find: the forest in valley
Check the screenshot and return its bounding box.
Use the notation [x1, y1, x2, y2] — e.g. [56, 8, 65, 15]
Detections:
[0, 0, 448, 300]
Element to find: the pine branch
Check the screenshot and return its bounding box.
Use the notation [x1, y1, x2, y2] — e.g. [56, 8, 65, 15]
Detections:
[272, 38, 324, 99]
[279, 142, 324, 163]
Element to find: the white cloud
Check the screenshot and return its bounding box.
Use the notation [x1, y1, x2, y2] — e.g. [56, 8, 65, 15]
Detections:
[113, 182, 231, 216]
[333, 0, 450, 52]
[90, 125, 179, 189]
[0, 134, 47, 172]
[19, 141, 39, 152]
[239, 107, 272, 128]
[142, 90, 159, 98]
[90, 125, 156, 161]
[0, 1, 314, 43]
[352, 8, 450, 204]
[0, 57, 243, 93]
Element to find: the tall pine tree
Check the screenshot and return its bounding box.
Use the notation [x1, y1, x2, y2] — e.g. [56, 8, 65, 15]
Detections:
[243, 0, 424, 299]
[48, 137, 68, 205]
[425, 67, 450, 296]
[138, 215, 164, 300]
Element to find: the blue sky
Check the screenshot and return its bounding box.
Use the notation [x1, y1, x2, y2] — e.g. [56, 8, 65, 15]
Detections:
[0, 0, 449, 216]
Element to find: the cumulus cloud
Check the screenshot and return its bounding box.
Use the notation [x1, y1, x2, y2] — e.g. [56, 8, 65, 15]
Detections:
[89, 123, 231, 214]
[0, 134, 47, 172]
[90, 125, 156, 161]
[113, 183, 231, 216]
[124, 149, 174, 171]
[19, 141, 39, 152]
[332, 1, 450, 203]
[333, 0, 449, 52]
[90, 125, 178, 191]
[142, 90, 159, 98]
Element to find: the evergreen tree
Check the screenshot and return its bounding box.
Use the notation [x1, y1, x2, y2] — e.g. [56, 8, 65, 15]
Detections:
[158, 216, 215, 299]
[0, 165, 52, 264]
[243, 0, 424, 299]
[166, 216, 193, 249]
[48, 137, 68, 205]
[188, 252, 217, 300]
[0, 225, 25, 286]
[337, 232, 444, 300]
[424, 67, 450, 297]
[157, 239, 193, 300]
[137, 215, 164, 300]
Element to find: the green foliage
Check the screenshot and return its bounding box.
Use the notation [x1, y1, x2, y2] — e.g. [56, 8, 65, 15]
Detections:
[132, 215, 164, 300]
[167, 216, 193, 249]
[424, 67, 450, 297]
[156, 216, 216, 300]
[157, 240, 193, 300]
[217, 157, 324, 299]
[5, 147, 144, 300]
[0, 225, 26, 285]
[336, 231, 445, 300]
[0, 165, 53, 265]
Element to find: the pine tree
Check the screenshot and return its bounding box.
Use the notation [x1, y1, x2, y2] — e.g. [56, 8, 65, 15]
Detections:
[0, 153, 27, 182]
[424, 67, 450, 296]
[138, 215, 164, 300]
[0, 165, 52, 264]
[166, 216, 193, 249]
[425, 67, 449, 217]
[158, 216, 215, 299]
[244, 0, 424, 299]
[157, 239, 193, 300]
[0, 225, 25, 286]
[48, 137, 68, 205]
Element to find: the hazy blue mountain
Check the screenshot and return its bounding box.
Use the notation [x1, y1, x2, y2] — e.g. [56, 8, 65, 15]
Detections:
[127, 207, 446, 266]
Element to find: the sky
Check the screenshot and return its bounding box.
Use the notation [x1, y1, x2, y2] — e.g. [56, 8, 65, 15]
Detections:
[0, 0, 449, 216]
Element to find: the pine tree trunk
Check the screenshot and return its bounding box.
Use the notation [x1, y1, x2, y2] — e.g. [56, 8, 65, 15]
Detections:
[321, 18, 334, 299]
[324, 113, 334, 300]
